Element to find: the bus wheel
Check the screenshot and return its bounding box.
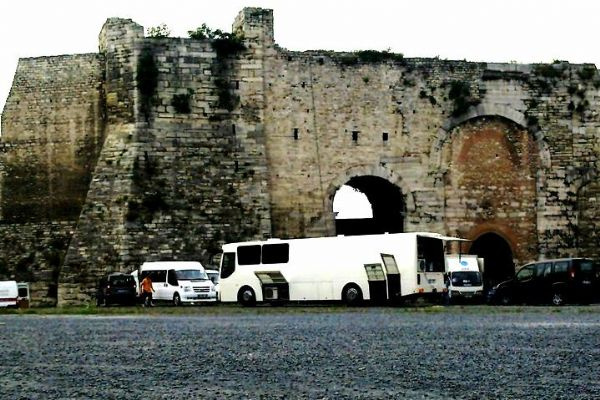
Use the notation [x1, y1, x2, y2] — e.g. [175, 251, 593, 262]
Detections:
[342, 284, 363, 306]
[173, 293, 182, 306]
[238, 286, 256, 307]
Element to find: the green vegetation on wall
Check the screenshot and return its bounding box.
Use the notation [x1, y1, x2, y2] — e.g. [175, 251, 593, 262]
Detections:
[448, 80, 481, 117]
[127, 153, 168, 224]
[171, 90, 193, 114]
[188, 23, 245, 112]
[136, 48, 158, 121]
[146, 24, 170, 38]
[338, 49, 404, 66]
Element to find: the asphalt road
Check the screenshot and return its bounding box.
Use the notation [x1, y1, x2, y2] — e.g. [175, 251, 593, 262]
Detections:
[1, 307, 599, 399]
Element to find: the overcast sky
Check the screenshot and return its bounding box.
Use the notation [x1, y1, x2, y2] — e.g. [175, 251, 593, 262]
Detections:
[2, 0, 600, 121]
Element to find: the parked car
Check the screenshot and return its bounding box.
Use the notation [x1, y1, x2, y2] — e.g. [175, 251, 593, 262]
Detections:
[0, 281, 19, 308]
[96, 273, 137, 306]
[487, 258, 597, 306]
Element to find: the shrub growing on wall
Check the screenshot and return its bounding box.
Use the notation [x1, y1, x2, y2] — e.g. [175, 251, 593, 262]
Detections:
[137, 48, 158, 120]
[147, 24, 170, 38]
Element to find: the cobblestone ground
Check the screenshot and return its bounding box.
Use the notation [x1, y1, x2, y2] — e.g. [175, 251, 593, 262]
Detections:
[0, 308, 599, 399]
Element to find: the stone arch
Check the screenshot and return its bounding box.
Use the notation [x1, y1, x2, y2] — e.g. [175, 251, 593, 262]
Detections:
[325, 165, 410, 235]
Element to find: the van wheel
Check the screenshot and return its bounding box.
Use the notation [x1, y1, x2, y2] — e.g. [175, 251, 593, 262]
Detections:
[173, 293, 182, 306]
[238, 286, 256, 307]
[342, 284, 363, 306]
[551, 290, 565, 306]
[499, 292, 512, 306]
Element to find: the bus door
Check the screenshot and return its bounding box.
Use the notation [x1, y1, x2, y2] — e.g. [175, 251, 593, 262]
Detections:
[364, 264, 387, 303]
[255, 271, 290, 302]
[381, 254, 401, 303]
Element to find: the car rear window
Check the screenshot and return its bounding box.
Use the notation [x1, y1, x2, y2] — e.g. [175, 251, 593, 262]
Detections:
[110, 276, 134, 286]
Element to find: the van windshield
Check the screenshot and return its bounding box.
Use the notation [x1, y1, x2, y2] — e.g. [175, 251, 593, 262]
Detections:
[450, 271, 482, 287]
[175, 270, 208, 281]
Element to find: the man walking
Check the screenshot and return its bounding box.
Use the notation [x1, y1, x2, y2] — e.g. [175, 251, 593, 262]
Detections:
[140, 274, 155, 307]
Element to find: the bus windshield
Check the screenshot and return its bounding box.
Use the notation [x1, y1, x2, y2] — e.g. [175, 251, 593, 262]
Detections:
[175, 270, 208, 281]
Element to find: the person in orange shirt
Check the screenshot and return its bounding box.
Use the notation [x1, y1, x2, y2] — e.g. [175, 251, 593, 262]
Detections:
[140, 274, 155, 307]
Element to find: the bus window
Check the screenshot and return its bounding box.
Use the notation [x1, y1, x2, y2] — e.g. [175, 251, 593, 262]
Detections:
[417, 236, 445, 272]
[238, 245, 261, 265]
[221, 252, 236, 279]
[262, 243, 289, 264]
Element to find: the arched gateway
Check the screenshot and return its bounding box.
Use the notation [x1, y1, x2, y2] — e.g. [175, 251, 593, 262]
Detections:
[333, 176, 404, 235]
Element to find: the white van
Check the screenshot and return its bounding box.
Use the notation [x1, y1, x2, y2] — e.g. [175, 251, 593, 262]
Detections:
[134, 261, 217, 305]
[0, 281, 19, 308]
[445, 255, 484, 303]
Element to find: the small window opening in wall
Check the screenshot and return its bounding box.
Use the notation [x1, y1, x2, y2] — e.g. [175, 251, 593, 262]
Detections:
[352, 131, 359, 142]
[293, 128, 299, 140]
[301, 82, 306, 88]
[232, 124, 236, 135]
[382, 132, 389, 142]
[235, 80, 239, 89]
[234, 160, 239, 172]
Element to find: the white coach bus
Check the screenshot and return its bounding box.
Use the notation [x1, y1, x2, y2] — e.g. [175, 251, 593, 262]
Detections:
[219, 232, 462, 306]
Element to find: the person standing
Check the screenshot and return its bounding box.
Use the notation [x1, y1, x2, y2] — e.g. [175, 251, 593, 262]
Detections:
[140, 274, 155, 307]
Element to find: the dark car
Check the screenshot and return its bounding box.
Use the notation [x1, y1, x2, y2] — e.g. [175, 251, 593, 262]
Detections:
[96, 273, 137, 306]
[487, 258, 597, 306]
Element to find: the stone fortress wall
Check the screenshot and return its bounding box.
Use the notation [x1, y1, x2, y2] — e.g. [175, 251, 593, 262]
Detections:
[0, 8, 598, 305]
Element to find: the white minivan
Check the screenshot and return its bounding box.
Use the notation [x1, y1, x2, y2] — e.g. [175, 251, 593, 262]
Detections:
[133, 261, 217, 305]
[0, 281, 19, 308]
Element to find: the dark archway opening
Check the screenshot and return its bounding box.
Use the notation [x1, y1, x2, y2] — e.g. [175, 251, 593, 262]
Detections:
[334, 176, 404, 236]
[469, 232, 514, 289]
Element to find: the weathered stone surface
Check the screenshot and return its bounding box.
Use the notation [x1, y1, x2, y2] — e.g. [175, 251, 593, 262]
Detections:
[0, 8, 598, 305]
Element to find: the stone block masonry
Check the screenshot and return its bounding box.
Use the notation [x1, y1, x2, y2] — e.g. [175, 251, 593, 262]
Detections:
[0, 8, 598, 305]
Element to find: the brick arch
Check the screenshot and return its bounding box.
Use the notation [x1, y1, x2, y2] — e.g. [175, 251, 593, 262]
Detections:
[439, 115, 540, 265]
[430, 105, 551, 170]
[464, 222, 518, 260]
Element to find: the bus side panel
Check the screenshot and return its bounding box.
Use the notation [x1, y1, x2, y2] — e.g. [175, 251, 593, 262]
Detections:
[219, 271, 263, 303]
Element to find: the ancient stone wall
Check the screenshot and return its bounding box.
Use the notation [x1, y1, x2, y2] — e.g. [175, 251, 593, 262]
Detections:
[0, 8, 598, 305]
[56, 12, 273, 304]
[0, 54, 104, 305]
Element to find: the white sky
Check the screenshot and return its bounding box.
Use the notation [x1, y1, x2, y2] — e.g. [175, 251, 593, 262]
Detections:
[2, 0, 600, 120]
[1, 0, 599, 216]
[333, 185, 372, 219]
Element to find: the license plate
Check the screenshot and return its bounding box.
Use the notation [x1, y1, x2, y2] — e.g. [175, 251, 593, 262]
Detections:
[463, 293, 472, 298]
[582, 280, 591, 284]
